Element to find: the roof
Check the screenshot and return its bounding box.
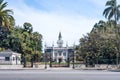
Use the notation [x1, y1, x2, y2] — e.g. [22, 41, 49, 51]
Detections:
[1, 49, 14, 53]
[0, 49, 21, 56]
[46, 46, 73, 49]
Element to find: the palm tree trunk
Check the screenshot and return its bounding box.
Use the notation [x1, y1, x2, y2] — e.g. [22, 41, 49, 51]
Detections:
[114, 0, 119, 68]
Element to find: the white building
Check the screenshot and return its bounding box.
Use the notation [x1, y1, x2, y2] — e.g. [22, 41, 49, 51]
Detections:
[44, 32, 73, 63]
[0, 49, 21, 65]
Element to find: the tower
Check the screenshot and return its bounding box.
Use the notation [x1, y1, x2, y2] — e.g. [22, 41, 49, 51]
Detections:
[57, 32, 63, 47]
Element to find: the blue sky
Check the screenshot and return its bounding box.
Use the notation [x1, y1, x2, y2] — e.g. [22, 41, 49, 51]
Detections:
[4, 0, 120, 47]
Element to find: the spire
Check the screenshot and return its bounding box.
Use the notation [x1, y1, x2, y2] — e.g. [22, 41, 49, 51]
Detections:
[57, 32, 63, 47]
[66, 41, 68, 47]
[52, 41, 54, 47]
[58, 32, 62, 40]
[44, 42, 47, 48]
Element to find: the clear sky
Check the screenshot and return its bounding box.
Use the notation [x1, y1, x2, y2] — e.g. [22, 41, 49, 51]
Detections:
[4, 0, 120, 47]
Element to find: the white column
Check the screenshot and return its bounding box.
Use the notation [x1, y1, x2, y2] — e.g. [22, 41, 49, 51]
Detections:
[62, 52, 63, 57]
[66, 49, 68, 60]
[57, 53, 58, 62]
[66, 42, 68, 61]
[52, 43, 54, 61]
[52, 45, 54, 61]
[61, 52, 63, 62]
[52, 50, 54, 60]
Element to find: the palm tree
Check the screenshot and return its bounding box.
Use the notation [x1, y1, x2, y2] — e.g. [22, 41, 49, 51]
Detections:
[103, 0, 120, 24]
[103, 0, 120, 67]
[0, 0, 15, 30]
[32, 32, 42, 62]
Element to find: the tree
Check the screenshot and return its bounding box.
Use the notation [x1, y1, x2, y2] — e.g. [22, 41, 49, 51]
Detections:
[0, 0, 15, 50]
[23, 22, 33, 34]
[0, 0, 43, 65]
[0, 0, 15, 30]
[32, 32, 42, 62]
[21, 23, 33, 64]
[103, 0, 120, 24]
[78, 20, 118, 66]
[103, 0, 120, 67]
[91, 20, 106, 35]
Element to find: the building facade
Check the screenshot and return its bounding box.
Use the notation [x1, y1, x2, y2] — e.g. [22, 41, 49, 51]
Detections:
[0, 49, 21, 65]
[44, 32, 73, 63]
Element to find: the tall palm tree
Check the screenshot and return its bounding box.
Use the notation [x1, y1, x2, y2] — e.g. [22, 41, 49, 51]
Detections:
[32, 32, 42, 62]
[103, 0, 120, 67]
[33, 32, 42, 51]
[0, 0, 15, 30]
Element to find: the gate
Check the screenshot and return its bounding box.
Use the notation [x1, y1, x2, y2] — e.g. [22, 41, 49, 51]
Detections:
[44, 47, 74, 68]
[44, 53, 70, 67]
[50, 59, 70, 67]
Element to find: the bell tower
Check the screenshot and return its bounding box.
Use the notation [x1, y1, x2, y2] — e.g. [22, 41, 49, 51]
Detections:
[57, 32, 63, 47]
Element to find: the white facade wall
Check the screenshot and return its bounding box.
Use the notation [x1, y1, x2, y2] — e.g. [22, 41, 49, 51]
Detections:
[0, 50, 21, 65]
[0, 56, 12, 65]
[11, 55, 21, 65]
[51, 49, 68, 63]
[11, 55, 15, 64]
[17, 55, 21, 65]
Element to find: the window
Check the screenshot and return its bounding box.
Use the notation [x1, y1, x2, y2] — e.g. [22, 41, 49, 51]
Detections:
[5, 57, 10, 61]
[55, 53, 57, 56]
[63, 53, 66, 56]
[13, 57, 15, 61]
[59, 53, 61, 56]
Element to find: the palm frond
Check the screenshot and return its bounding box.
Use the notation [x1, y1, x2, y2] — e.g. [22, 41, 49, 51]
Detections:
[108, 9, 114, 20]
[106, 0, 115, 6]
[0, 2, 7, 11]
[116, 9, 120, 21]
[0, 0, 3, 7]
[103, 7, 112, 19]
[117, 5, 120, 8]
[2, 9, 13, 15]
[0, 0, 14, 29]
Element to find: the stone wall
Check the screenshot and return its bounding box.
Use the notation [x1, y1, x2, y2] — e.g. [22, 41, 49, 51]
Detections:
[33, 64, 45, 69]
[0, 65, 23, 69]
[74, 64, 118, 70]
